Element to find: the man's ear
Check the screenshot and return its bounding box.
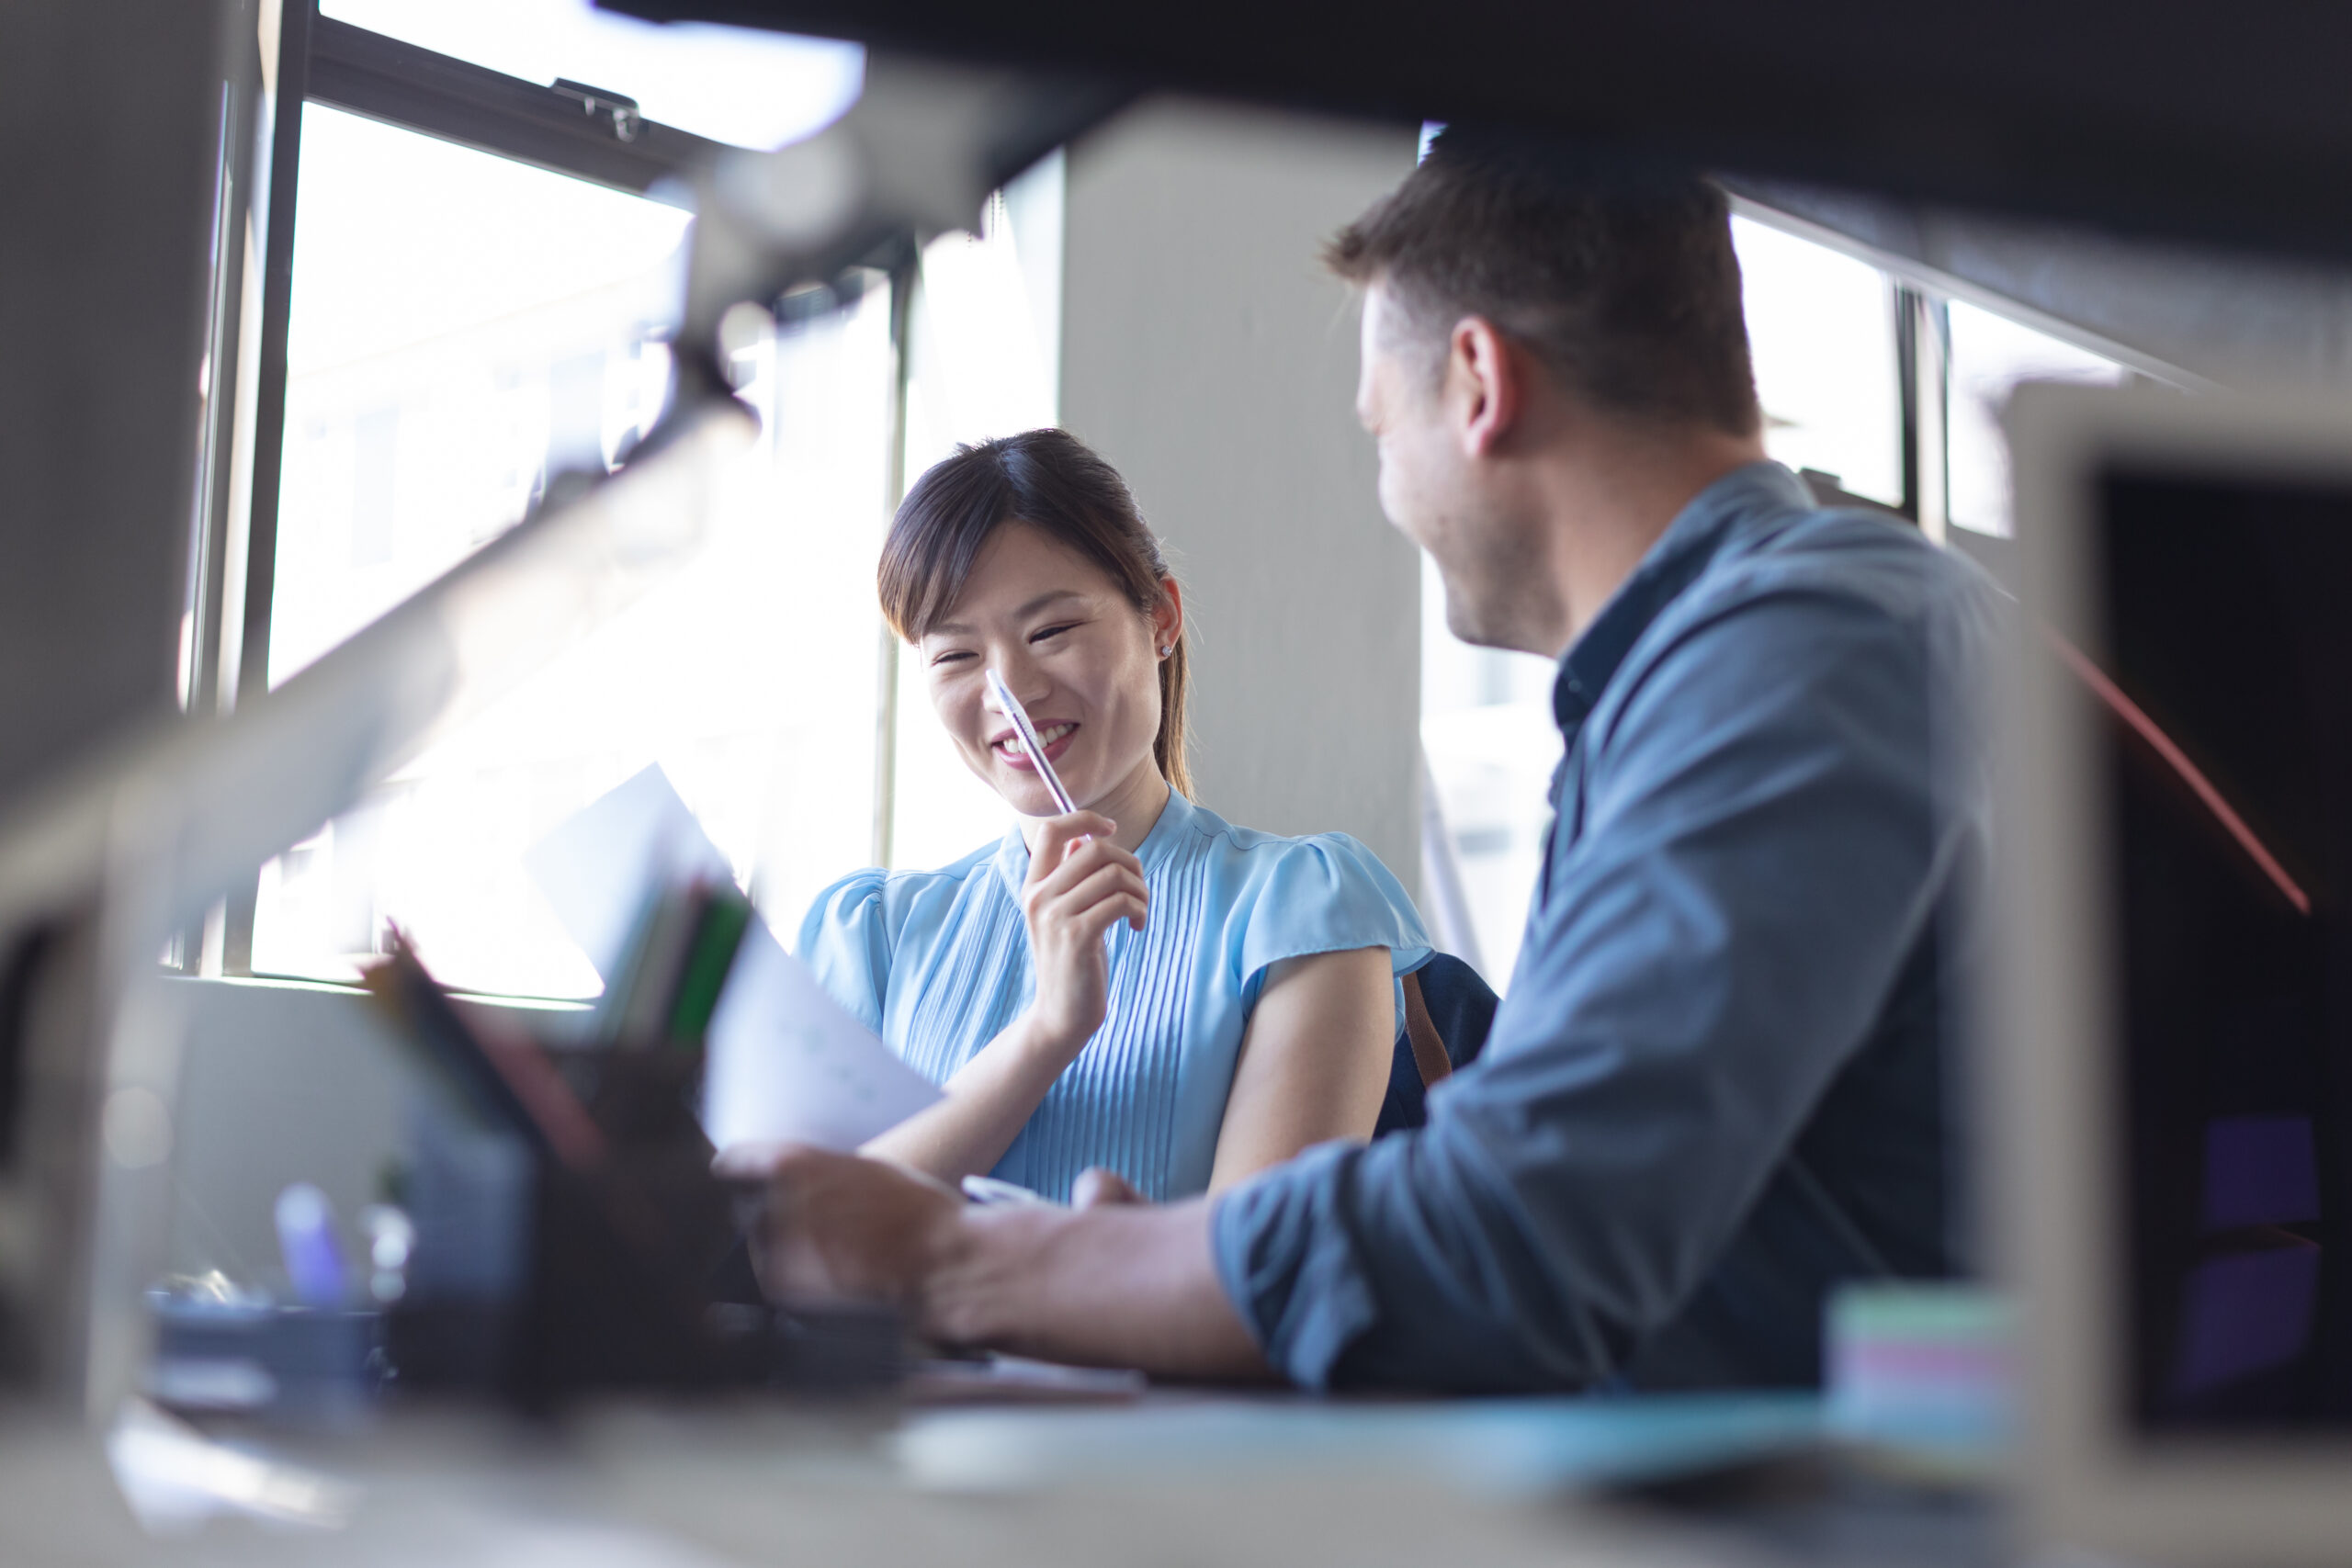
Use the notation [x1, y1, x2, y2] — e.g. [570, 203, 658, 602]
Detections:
[1450, 315, 1521, 458]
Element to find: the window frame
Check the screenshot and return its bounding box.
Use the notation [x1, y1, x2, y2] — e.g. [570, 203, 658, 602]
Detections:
[196, 3, 875, 980]
[304, 17, 728, 202]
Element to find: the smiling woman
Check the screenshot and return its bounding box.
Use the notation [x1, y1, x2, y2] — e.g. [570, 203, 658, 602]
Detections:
[796, 429, 1433, 1203]
[883, 430, 1190, 819]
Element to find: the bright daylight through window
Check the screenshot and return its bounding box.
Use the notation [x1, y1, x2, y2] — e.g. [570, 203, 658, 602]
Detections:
[1946, 299, 2127, 537]
[252, 35, 895, 996]
[886, 167, 1068, 874]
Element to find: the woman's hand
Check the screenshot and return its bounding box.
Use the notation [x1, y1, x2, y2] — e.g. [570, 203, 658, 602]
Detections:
[859, 811, 1148, 1186]
[1018, 812, 1149, 1060]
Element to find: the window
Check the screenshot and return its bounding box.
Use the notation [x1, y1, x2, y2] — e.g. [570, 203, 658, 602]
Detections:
[1946, 299, 2128, 537]
[886, 165, 1067, 874]
[1419, 216, 2160, 988]
[264, 107, 691, 689]
[190, 6, 912, 995]
[1735, 216, 1905, 508]
[1418, 591, 1558, 983]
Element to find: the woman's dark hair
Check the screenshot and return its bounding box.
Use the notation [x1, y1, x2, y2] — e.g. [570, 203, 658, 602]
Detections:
[879, 428, 1193, 798]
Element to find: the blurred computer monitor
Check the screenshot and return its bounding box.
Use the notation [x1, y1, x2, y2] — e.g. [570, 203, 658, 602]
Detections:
[2003, 382, 2352, 1562]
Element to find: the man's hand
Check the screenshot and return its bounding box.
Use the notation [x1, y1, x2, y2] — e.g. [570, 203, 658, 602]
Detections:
[717, 1144, 963, 1308]
[716, 1143, 1272, 1380]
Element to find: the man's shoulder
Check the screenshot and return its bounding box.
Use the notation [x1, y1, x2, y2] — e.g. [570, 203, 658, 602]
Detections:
[1729, 502, 1994, 605]
[1660, 502, 2004, 660]
[1585, 503, 2004, 760]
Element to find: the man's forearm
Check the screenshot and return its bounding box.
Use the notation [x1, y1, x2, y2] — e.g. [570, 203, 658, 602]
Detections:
[921, 1197, 1275, 1380]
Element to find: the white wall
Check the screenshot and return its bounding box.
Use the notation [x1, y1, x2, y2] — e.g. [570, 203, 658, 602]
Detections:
[165, 979, 409, 1283]
[1059, 100, 1424, 896]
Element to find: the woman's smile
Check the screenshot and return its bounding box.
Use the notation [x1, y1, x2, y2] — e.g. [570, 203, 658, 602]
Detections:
[992, 720, 1079, 769]
[904, 516, 1181, 844]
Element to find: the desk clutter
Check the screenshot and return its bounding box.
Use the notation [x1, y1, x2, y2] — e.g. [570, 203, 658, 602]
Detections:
[377, 931, 906, 1407]
[147, 928, 903, 1418]
[142, 768, 940, 1420]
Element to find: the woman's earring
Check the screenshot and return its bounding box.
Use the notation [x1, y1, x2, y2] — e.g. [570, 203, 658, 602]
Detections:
[1159, 645, 1173, 658]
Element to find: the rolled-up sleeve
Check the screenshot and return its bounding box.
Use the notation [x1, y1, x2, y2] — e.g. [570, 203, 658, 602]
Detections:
[1213, 582, 1959, 1392]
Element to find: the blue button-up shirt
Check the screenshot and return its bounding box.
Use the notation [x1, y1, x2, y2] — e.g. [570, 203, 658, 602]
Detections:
[1212, 462, 2002, 1393]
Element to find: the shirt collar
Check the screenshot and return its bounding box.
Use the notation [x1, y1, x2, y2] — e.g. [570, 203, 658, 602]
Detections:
[990, 784, 1196, 898]
[1551, 460, 1815, 735]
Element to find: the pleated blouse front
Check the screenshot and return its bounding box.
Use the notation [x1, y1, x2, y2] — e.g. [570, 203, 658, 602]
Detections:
[795, 791, 1431, 1202]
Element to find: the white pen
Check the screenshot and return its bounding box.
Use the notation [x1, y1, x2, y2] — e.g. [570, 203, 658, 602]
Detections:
[983, 667, 1079, 817]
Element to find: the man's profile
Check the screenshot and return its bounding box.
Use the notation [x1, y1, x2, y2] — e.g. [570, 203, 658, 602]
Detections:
[723, 129, 2000, 1393]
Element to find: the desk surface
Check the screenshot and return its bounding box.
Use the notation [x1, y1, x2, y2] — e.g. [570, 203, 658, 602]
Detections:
[0, 1391, 2003, 1568]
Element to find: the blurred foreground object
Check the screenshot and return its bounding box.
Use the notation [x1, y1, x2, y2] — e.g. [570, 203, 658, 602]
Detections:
[1824, 1282, 2013, 1480]
[0, 402, 751, 1419]
[675, 52, 1124, 400]
[0, 19, 1118, 1424]
[2000, 383, 2352, 1563]
[356, 935, 902, 1407]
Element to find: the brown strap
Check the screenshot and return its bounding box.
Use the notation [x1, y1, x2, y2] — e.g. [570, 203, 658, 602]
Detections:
[1401, 970, 1452, 1089]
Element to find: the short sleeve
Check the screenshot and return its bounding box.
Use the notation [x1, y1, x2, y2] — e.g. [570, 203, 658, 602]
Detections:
[793, 869, 892, 1034]
[1232, 833, 1434, 1009]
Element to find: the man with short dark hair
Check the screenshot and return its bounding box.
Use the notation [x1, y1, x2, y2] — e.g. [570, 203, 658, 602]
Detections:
[728, 130, 1998, 1393]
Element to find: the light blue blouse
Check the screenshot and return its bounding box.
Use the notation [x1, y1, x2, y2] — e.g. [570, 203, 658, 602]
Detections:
[796, 791, 1432, 1202]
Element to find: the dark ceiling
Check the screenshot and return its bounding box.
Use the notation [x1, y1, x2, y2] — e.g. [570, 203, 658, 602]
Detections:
[605, 0, 2352, 269]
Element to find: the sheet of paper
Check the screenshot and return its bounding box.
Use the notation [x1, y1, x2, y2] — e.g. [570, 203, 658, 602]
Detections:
[524, 764, 940, 1151]
[523, 763, 732, 980]
[699, 930, 943, 1151]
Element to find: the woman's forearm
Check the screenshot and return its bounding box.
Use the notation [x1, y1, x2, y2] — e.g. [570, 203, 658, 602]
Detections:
[860, 1012, 1080, 1184]
[865, 813, 1144, 1188]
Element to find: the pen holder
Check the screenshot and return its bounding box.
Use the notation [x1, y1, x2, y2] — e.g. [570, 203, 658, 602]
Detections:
[391, 1048, 903, 1409]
